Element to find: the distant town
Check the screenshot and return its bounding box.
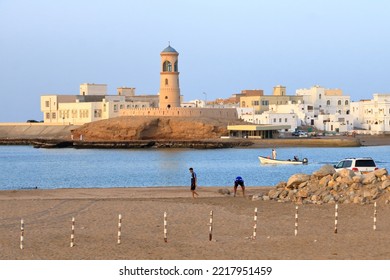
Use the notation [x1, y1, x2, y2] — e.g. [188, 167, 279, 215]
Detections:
[40, 45, 390, 136]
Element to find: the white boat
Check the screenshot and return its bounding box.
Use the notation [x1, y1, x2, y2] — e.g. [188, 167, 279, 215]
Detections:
[258, 156, 308, 165]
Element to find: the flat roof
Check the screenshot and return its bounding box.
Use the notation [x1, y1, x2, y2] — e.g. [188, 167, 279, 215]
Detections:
[227, 124, 290, 131]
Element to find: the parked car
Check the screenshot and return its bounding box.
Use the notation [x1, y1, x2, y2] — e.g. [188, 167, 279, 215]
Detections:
[292, 130, 304, 136]
[334, 157, 378, 175]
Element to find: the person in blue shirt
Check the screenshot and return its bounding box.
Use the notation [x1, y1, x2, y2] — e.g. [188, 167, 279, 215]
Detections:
[234, 176, 245, 197]
[189, 167, 199, 199]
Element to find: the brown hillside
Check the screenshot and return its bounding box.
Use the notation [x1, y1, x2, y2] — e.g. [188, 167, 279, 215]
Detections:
[72, 116, 247, 140]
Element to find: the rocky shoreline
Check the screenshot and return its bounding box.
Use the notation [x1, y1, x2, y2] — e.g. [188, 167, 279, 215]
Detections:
[251, 165, 390, 205]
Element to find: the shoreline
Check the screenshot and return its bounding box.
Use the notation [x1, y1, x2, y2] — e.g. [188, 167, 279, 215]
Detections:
[1, 134, 389, 148]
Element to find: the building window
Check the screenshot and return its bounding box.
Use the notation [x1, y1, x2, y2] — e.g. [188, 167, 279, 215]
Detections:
[165, 79, 168, 86]
[319, 94, 322, 99]
[252, 100, 259, 106]
[261, 100, 269, 106]
[273, 118, 276, 123]
[45, 101, 50, 107]
[279, 118, 282, 123]
[285, 118, 287, 122]
[114, 105, 118, 112]
[165, 96, 168, 99]
[163, 61, 172, 72]
[327, 100, 330, 106]
[345, 100, 349, 105]
[46, 113, 50, 119]
[338, 100, 342, 105]
[52, 112, 56, 119]
[174, 61, 178, 72]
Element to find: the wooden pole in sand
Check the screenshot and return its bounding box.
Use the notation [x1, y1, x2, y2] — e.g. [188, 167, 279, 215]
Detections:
[70, 217, 75, 247]
[294, 205, 298, 236]
[252, 207, 258, 240]
[117, 214, 122, 245]
[164, 212, 167, 243]
[334, 204, 338, 234]
[209, 210, 213, 241]
[20, 219, 24, 250]
[373, 202, 377, 231]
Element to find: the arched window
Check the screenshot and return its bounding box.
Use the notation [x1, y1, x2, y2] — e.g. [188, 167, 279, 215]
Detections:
[163, 61, 172, 72]
[165, 79, 168, 86]
[345, 100, 349, 105]
[338, 100, 341, 105]
[319, 94, 322, 99]
[326, 100, 330, 106]
[174, 61, 178, 72]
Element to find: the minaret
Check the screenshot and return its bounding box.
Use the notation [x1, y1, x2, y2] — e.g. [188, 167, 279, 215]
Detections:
[159, 44, 180, 108]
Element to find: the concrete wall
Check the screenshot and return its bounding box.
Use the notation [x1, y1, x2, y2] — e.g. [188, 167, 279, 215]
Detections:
[0, 123, 80, 139]
[120, 107, 238, 120]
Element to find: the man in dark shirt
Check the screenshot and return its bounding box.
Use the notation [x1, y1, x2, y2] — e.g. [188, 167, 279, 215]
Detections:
[189, 167, 199, 199]
[234, 176, 245, 197]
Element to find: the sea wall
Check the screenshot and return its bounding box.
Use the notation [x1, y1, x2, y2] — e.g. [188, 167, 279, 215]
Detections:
[0, 123, 79, 140]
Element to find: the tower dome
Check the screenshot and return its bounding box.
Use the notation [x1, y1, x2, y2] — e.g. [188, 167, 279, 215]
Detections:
[161, 45, 178, 53]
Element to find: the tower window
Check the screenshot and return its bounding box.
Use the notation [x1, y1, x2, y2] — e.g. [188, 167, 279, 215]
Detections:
[174, 61, 178, 72]
[165, 96, 168, 99]
[165, 79, 168, 86]
[163, 61, 172, 72]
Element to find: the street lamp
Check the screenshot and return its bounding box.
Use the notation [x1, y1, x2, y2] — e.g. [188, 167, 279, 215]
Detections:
[203, 92, 207, 108]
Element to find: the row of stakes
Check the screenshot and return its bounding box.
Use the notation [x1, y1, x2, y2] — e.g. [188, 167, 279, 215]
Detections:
[19, 202, 378, 249]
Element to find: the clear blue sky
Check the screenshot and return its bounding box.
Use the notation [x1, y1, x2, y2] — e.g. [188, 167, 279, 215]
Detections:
[1, 0, 389, 122]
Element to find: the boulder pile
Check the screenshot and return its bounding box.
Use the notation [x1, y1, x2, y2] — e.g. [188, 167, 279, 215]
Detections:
[259, 165, 390, 204]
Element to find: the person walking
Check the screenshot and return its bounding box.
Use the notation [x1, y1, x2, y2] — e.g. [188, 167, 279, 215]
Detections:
[272, 148, 277, 160]
[189, 167, 199, 198]
[234, 176, 245, 197]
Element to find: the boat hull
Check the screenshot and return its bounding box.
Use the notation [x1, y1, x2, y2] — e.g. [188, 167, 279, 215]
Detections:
[258, 156, 308, 165]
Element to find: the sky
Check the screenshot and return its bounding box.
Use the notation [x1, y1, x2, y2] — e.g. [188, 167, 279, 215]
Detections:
[0, 0, 389, 122]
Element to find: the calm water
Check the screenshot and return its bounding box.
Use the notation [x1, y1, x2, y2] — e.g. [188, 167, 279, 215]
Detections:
[0, 145, 389, 190]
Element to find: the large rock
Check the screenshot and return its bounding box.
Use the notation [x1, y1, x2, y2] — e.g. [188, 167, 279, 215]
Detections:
[337, 168, 355, 179]
[72, 116, 247, 140]
[286, 174, 311, 188]
[362, 172, 377, 185]
[381, 180, 390, 190]
[312, 165, 335, 178]
[374, 168, 388, 178]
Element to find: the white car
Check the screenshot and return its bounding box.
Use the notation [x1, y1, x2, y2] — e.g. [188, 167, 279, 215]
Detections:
[334, 157, 378, 175]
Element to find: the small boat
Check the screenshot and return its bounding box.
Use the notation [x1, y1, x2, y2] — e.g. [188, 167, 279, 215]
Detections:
[258, 156, 308, 165]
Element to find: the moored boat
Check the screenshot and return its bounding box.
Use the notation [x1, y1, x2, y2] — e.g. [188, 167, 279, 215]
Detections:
[258, 156, 308, 165]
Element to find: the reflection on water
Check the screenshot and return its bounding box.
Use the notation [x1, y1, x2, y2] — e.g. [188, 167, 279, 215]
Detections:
[0, 145, 389, 190]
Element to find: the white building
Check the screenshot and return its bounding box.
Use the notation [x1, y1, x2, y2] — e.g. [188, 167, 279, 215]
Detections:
[351, 94, 390, 134]
[296, 85, 351, 115]
[41, 83, 157, 124]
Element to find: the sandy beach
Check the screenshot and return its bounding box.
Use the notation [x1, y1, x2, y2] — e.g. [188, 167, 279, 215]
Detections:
[1, 186, 390, 260]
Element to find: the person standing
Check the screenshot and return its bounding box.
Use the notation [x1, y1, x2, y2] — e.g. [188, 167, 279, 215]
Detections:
[272, 148, 277, 160]
[234, 176, 245, 197]
[189, 167, 199, 198]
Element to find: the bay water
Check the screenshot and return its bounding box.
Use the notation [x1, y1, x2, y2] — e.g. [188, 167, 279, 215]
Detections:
[0, 145, 389, 190]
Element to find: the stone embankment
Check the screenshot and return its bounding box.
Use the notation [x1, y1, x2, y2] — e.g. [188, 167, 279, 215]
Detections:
[254, 165, 390, 204]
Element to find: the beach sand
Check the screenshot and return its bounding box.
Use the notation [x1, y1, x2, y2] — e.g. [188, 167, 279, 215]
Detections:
[1, 187, 390, 260]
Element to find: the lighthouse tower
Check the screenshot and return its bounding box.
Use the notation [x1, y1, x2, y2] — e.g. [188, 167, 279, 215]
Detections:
[159, 45, 181, 108]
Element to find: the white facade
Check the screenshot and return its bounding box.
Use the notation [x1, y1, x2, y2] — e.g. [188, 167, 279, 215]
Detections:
[296, 85, 351, 115]
[351, 94, 390, 134]
[79, 83, 107, 96]
[240, 109, 297, 132]
[41, 86, 157, 125]
[315, 113, 354, 133]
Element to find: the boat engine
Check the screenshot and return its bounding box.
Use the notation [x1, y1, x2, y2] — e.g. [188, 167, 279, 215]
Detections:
[302, 158, 309, 165]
